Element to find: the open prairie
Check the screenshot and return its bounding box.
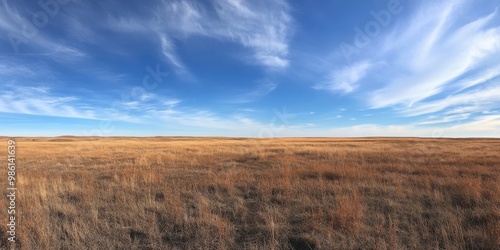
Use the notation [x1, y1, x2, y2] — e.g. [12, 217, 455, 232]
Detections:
[1, 137, 499, 249]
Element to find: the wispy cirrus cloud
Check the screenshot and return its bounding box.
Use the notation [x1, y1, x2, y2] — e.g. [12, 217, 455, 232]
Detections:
[368, 1, 500, 108]
[315, 61, 372, 93]
[0, 0, 23, 35]
[212, 0, 292, 69]
[0, 79, 273, 134]
[91, 0, 291, 75]
[454, 65, 500, 92]
[3, 0, 499, 137]
[154, 0, 292, 70]
[227, 80, 277, 103]
[417, 113, 471, 125]
[0, 84, 96, 120]
[1, 0, 292, 92]
[319, 0, 500, 126]
[3, 80, 500, 137]
[0, 58, 40, 79]
[0, 0, 86, 62]
[401, 83, 500, 117]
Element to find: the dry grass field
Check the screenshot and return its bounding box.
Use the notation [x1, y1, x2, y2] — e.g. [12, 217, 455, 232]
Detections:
[1, 137, 499, 249]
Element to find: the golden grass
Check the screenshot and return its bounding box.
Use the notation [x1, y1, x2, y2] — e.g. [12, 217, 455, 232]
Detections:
[0, 137, 499, 249]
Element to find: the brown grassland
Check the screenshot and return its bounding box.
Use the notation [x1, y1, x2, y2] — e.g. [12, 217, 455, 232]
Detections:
[1, 137, 499, 249]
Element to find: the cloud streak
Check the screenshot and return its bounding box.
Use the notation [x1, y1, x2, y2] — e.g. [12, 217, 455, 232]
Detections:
[316, 61, 372, 93]
[156, 0, 292, 70]
[0, 0, 86, 62]
[369, 1, 500, 108]
[227, 80, 277, 103]
[0, 82, 265, 133]
[0, 84, 96, 120]
[319, 0, 500, 127]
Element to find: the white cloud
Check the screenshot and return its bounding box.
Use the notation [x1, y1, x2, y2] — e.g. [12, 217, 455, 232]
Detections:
[3, 81, 499, 137]
[158, 33, 188, 73]
[401, 83, 500, 117]
[448, 115, 500, 133]
[65, 15, 98, 43]
[0, 60, 40, 79]
[227, 80, 277, 103]
[316, 61, 372, 93]
[368, 2, 500, 108]
[0, 0, 86, 62]
[256, 116, 500, 137]
[160, 0, 206, 35]
[0, 84, 96, 120]
[418, 113, 470, 125]
[105, 16, 150, 34]
[39, 0, 292, 76]
[0, 0, 23, 34]
[454, 65, 500, 92]
[312, 0, 500, 132]
[215, 0, 292, 69]
[156, 0, 292, 70]
[115, 93, 181, 112]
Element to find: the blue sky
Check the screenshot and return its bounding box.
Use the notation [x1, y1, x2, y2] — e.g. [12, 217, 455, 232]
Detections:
[1, 0, 499, 137]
